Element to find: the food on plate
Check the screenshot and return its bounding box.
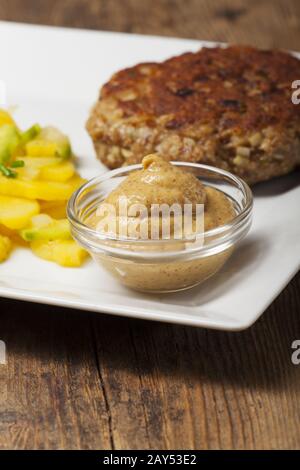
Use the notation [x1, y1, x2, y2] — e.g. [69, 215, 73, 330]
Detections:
[0, 175, 77, 200]
[0, 124, 21, 164]
[21, 214, 71, 241]
[31, 239, 87, 267]
[22, 214, 87, 267]
[97, 154, 234, 234]
[87, 45, 300, 185]
[69, 155, 252, 293]
[38, 201, 68, 220]
[39, 161, 75, 182]
[0, 233, 12, 262]
[17, 157, 76, 182]
[0, 195, 39, 230]
[0, 223, 26, 246]
[0, 108, 87, 266]
[25, 126, 71, 159]
[0, 109, 16, 127]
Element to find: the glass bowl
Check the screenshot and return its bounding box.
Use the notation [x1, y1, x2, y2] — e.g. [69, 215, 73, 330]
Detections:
[67, 162, 253, 293]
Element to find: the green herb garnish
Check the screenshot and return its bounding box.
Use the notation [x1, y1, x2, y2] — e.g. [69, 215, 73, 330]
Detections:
[11, 160, 25, 168]
[0, 163, 17, 178]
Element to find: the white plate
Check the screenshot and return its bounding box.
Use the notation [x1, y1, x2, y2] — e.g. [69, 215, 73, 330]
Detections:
[0, 21, 299, 330]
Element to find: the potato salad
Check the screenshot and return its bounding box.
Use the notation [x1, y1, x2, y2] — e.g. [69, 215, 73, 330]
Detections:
[0, 109, 88, 267]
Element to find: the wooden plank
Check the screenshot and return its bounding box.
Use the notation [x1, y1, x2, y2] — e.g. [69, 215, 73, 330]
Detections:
[1, 272, 299, 449]
[0, 299, 112, 449]
[1, 0, 300, 49]
[92, 272, 300, 449]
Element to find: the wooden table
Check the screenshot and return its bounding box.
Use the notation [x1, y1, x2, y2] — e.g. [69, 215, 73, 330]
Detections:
[0, 0, 300, 450]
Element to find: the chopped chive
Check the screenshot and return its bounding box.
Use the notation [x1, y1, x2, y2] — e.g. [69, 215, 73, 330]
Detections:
[0, 163, 17, 178]
[7, 169, 17, 178]
[11, 160, 25, 168]
[0, 163, 11, 176]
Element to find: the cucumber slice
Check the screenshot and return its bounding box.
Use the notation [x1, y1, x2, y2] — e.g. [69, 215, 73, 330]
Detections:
[20, 124, 41, 145]
[25, 126, 71, 159]
[21, 218, 71, 242]
[0, 124, 20, 165]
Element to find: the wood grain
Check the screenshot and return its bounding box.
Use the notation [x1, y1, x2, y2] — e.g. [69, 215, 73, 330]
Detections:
[1, 0, 300, 49]
[0, 272, 299, 450]
[0, 0, 300, 450]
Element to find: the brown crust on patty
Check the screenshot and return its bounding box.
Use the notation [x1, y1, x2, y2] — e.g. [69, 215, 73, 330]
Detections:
[87, 45, 300, 184]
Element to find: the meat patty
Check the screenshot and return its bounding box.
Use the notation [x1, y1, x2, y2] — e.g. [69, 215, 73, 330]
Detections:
[86, 45, 300, 184]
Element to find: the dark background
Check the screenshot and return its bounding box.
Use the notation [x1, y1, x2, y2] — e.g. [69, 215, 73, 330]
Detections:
[0, 0, 300, 450]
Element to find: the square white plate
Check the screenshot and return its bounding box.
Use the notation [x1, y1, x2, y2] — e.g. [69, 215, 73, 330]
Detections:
[0, 21, 299, 330]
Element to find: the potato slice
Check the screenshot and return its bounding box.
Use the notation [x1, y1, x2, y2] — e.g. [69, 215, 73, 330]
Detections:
[0, 175, 75, 201]
[17, 156, 63, 169]
[0, 124, 21, 165]
[68, 174, 87, 191]
[26, 141, 57, 157]
[29, 214, 53, 228]
[39, 200, 67, 219]
[31, 239, 88, 267]
[40, 161, 75, 182]
[21, 217, 71, 242]
[25, 126, 71, 159]
[0, 223, 27, 246]
[0, 233, 12, 262]
[15, 166, 41, 180]
[0, 109, 15, 127]
[0, 195, 40, 229]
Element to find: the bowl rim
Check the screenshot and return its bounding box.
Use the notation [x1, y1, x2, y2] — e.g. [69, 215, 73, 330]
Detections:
[67, 161, 253, 261]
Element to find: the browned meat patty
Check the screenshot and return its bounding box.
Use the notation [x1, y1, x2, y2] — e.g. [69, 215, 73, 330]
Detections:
[86, 45, 300, 184]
